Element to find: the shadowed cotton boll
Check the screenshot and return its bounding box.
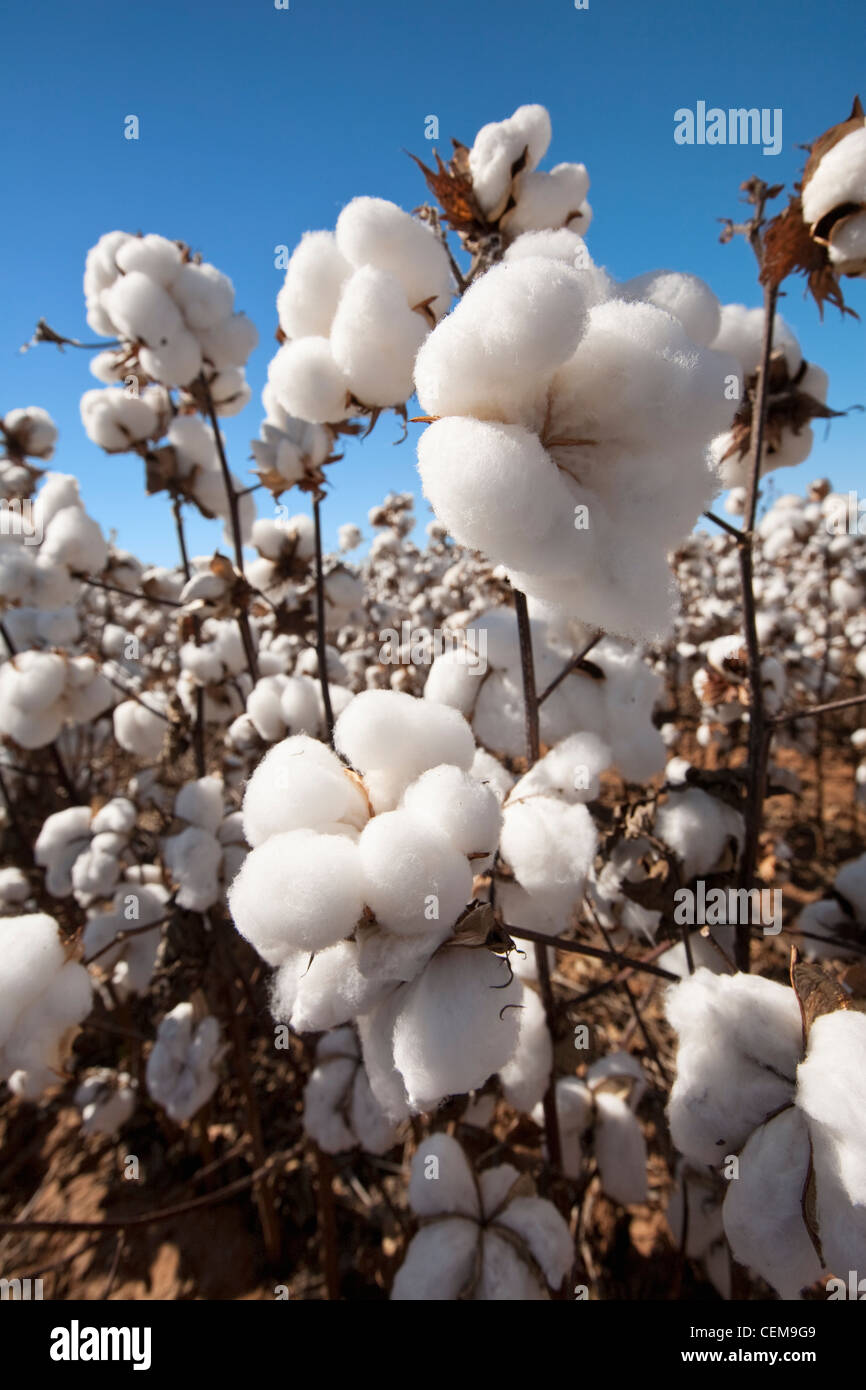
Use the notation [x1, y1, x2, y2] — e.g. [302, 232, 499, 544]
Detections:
[82, 882, 169, 997]
[75, 1067, 137, 1137]
[303, 1026, 398, 1155]
[655, 786, 743, 880]
[0, 913, 92, 1099]
[146, 1002, 223, 1124]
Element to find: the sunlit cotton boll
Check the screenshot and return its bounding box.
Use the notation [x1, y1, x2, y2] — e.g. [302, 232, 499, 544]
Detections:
[267, 337, 351, 424]
[277, 230, 352, 339]
[330, 266, 428, 407]
[239, 734, 369, 847]
[334, 196, 453, 320]
[357, 810, 472, 936]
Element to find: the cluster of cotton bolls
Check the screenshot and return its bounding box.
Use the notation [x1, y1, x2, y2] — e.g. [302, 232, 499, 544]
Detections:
[229, 689, 533, 1116]
[0, 913, 92, 1098]
[1, 405, 58, 497]
[74, 1068, 137, 1137]
[302, 1026, 398, 1155]
[425, 604, 666, 778]
[146, 1002, 224, 1125]
[267, 197, 453, 424]
[162, 776, 246, 912]
[0, 650, 113, 750]
[666, 968, 866, 1299]
[467, 104, 592, 242]
[83, 230, 257, 402]
[250, 382, 336, 493]
[391, 1132, 573, 1300]
[415, 238, 738, 639]
[35, 798, 137, 905]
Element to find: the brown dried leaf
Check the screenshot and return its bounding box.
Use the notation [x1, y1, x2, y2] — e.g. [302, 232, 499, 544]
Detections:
[790, 947, 849, 1045]
[407, 149, 483, 234]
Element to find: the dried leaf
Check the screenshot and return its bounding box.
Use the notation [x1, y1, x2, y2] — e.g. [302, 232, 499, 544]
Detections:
[790, 947, 849, 1045]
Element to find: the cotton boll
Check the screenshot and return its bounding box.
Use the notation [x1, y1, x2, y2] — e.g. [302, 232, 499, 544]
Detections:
[619, 270, 721, 347]
[334, 689, 474, 808]
[115, 233, 183, 288]
[499, 985, 552, 1113]
[802, 126, 866, 228]
[391, 949, 521, 1110]
[175, 776, 223, 833]
[665, 969, 803, 1166]
[400, 765, 501, 858]
[710, 303, 801, 379]
[470, 747, 515, 805]
[80, 388, 161, 452]
[501, 796, 597, 927]
[278, 675, 325, 736]
[796, 1009, 866, 1218]
[0, 867, 31, 906]
[655, 787, 743, 880]
[593, 1092, 648, 1204]
[303, 1053, 358, 1153]
[330, 266, 428, 407]
[206, 368, 252, 418]
[172, 261, 235, 330]
[358, 811, 472, 936]
[197, 312, 258, 370]
[163, 826, 222, 911]
[75, 1068, 137, 1136]
[469, 104, 552, 218]
[414, 257, 589, 422]
[335, 196, 452, 319]
[0, 913, 66, 1050]
[277, 231, 352, 339]
[146, 1002, 223, 1124]
[276, 940, 393, 1033]
[102, 271, 184, 348]
[510, 732, 610, 804]
[391, 1218, 480, 1300]
[228, 828, 364, 962]
[418, 419, 571, 574]
[722, 1107, 822, 1299]
[241, 734, 368, 846]
[3, 406, 58, 459]
[267, 337, 350, 424]
[502, 163, 590, 237]
[42, 506, 108, 574]
[494, 1194, 574, 1289]
[138, 329, 202, 388]
[827, 208, 866, 271]
[83, 230, 131, 300]
[4, 649, 67, 711]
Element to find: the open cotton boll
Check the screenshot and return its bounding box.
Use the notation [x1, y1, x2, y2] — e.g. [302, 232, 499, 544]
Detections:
[408, 1131, 480, 1217]
[42, 506, 108, 574]
[0, 913, 67, 1049]
[510, 732, 610, 804]
[500, 796, 597, 927]
[163, 826, 222, 911]
[418, 419, 572, 574]
[802, 125, 866, 227]
[391, 949, 522, 1110]
[334, 689, 475, 809]
[175, 776, 224, 833]
[593, 1092, 648, 1205]
[146, 1003, 223, 1124]
[655, 787, 743, 880]
[665, 969, 803, 1166]
[619, 270, 721, 347]
[82, 883, 168, 996]
[414, 257, 589, 421]
[391, 1219, 481, 1300]
[277, 230, 352, 339]
[0, 914, 92, 1097]
[75, 1068, 137, 1136]
[334, 196, 452, 319]
[501, 163, 591, 237]
[0, 866, 31, 906]
[228, 828, 364, 962]
[197, 312, 258, 371]
[83, 230, 131, 299]
[722, 1107, 822, 1299]
[240, 734, 369, 846]
[469, 104, 552, 218]
[470, 747, 515, 805]
[498, 985, 552, 1113]
[3, 406, 58, 459]
[3, 649, 67, 711]
[171, 261, 235, 331]
[80, 388, 161, 453]
[102, 270, 184, 347]
[138, 330, 202, 388]
[267, 337, 350, 424]
[273, 940, 393, 1033]
[114, 233, 182, 287]
[358, 811, 472, 935]
[330, 266, 428, 407]
[710, 303, 801, 379]
[399, 765, 502, 859]
[113, 698, 167, 759]
[796, 1009, 866, 1216]
[539, 1077, 594, 1178]
[303, 1051, 359, 1154]
[827, 209, 866, 270]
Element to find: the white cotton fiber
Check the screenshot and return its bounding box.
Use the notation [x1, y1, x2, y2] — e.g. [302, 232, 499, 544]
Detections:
[163, 826, 222, 911]
[408, 1131, 480, 1218]
[277, 230, 351, 339]
[241, 734, 369, 846]
[796, 1009, 866, 1209]
[665, 969, 803, 1166]
[335, 196, 452, 319]
[469, 104, 552, 218]
[138, 330, 202, 388]
[494, 1194, 573, 1288]
[334, 689, 474, 809]
[228, 828, 364, 963]
[655, 786, 743, 879]
[391, 948, 521, 1109]
[330, 266, 427, 407]
[802, 126, 866, 226]
[502, 163, 590, 237]
[114, 233, 182, 288]
[267, 336, 350, 423]
[722, 1107, 822, 1299]
[499, 985, 552, 1112]
[358, 811, 472, 936]
[172, 261, 235, 330]
[175, 776, 224, 833]
[103, 271, 183, 347]
[400, 765, 501, 858]
[500, 796, 597, 927]
[619, 270, 721, 347]
[390, 1219, 480, 1300]
[274, 940, 391, 1033]
[593, 1092, 648, 1205]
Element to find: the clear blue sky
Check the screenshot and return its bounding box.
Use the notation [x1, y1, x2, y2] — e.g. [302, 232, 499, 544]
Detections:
[2, 0, 864, 565]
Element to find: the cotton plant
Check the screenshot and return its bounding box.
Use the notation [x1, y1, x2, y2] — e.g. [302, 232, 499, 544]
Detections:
[414, 237, 738, 639]
[229, 688, 528, 1116]
[302, 1026, 398, 1156]
[390, 1132, 572, 1300]
[666, 966, 866, 1299]
[146, 1001, 224, 1125]
[74, 1067, 137, 1137]
[0, 913, 92, 1099]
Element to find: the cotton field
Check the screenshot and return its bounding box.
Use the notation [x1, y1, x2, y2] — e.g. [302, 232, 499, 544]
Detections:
[1, 90, 865, 1314]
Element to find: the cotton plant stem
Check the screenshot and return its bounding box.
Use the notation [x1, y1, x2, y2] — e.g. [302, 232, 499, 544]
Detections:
[313, 492, 335, 746]
[735, 280, 778, 972]
[313, 1144, 341, 1300]
[198, 377, 260, 685]
[511, 586, 562, 1171]
[171, 497, 206, 777]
